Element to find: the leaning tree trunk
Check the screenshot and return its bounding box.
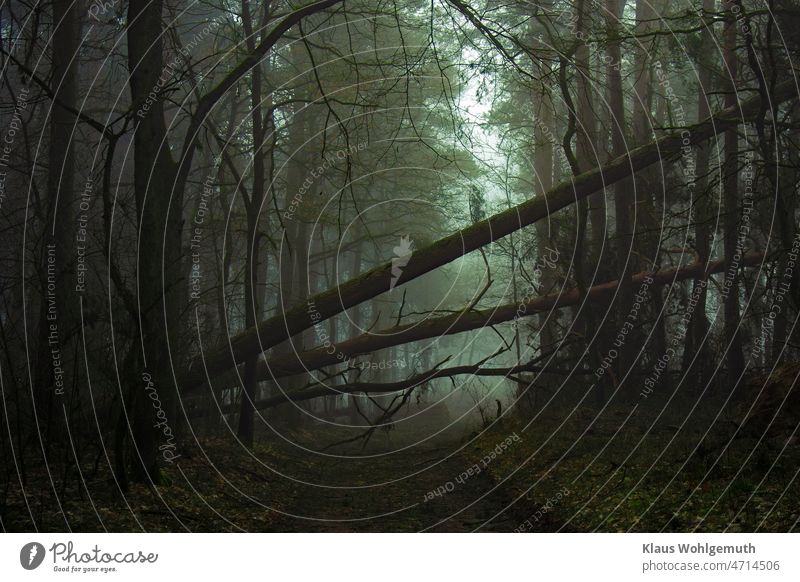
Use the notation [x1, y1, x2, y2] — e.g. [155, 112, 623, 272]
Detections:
[247, 254, 765, 407]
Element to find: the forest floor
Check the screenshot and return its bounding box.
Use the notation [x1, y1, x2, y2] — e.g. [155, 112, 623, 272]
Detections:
[2, 419, 529, 532]
[3, 367, 800, 532]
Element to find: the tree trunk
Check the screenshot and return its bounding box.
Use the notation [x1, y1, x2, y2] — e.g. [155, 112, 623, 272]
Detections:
[33, 0, 79, 439]
[605, 0, 635, 386]
[572, 0, 607, 402]
[127, 0, 180, 482]
[273, 43, 313, 426]
[631, 0, 667, 361]
[238, 0, 272, 447]
[683, 0, 716, 379]
[722, 2, 746, 386]
[532, 85, 556, 352]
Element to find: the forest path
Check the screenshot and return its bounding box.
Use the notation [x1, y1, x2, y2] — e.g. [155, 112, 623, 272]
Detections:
[266, 429, 530, 532]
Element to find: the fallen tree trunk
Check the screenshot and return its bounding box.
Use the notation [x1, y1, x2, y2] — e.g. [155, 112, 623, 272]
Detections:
[193, 254, 764, 412]
[250, 253, 764, 381]
[183, 80, 795, 390]
[186, 253, 763, 400]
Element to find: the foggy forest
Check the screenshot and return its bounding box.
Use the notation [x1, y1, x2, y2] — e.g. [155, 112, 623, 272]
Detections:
[1, 0, 800, 533]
